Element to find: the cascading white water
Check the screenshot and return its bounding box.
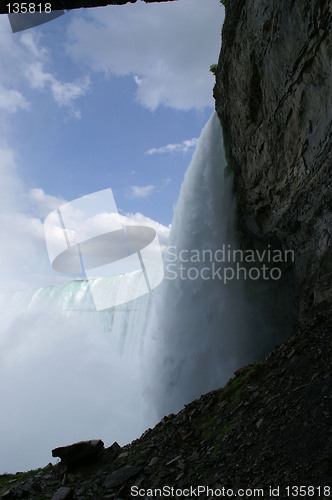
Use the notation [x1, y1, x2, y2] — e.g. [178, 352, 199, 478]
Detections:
[144, 111, 294, 418]
[144, 112, 250, 416]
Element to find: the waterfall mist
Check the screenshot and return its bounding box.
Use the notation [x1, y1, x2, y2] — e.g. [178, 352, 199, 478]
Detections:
[0, 281, 157, 474]
[0, 112, 294, 474]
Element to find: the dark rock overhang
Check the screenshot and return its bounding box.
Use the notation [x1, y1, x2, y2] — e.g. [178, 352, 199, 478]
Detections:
[0, 0, 177, 15]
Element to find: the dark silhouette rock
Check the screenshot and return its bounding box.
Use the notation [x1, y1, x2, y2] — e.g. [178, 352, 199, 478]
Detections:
[100, 441, 122, 463]
[52, 440, 104, 469]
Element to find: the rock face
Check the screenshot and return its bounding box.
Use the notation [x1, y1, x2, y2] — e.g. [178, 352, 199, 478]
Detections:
[214, 0, 332, 318]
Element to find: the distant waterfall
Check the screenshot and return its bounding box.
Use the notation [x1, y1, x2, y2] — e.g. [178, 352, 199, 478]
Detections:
[0, 277, 156, 474]
[0, 277, 152, 355]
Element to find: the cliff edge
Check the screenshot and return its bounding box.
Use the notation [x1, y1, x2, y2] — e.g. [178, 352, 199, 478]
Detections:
[214, 0, 331, 319]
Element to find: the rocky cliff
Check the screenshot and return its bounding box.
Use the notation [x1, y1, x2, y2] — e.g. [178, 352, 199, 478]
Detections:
[214, 0, 332, 319]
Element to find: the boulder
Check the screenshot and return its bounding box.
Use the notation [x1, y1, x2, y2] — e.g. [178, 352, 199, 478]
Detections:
[103, 465, 141, 489]
[52, 440, 104, 469]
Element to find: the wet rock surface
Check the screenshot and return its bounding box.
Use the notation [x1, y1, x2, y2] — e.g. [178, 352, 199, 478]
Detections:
[214, 0, 332, 317]
[1, 312, 331, 499]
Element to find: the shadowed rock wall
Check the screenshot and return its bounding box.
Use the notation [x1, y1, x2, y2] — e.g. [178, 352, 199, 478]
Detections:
[214, 0, 332, 318]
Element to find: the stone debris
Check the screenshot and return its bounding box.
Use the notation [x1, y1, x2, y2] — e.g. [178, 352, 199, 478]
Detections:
[147, 456, 159, 467]
[51, 486, 74, 499]
[256, 418, 264, 429]
[103, 465, 141, 489]
[287, 349, 296, 359]
[165, 455, 181, 466]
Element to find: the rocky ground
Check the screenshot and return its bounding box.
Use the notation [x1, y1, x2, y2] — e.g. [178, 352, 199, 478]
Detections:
[0, 307, 331, 500]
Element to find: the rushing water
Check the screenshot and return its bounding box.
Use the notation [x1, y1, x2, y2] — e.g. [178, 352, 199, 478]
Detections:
[144, 112, 249, 416]
[0, 112, 289, 473]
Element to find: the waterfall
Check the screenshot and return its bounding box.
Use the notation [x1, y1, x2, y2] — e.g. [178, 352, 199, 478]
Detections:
[144, 111, 294, 417]
[0, 111, 290, 474]
[144, 111, 250, 416]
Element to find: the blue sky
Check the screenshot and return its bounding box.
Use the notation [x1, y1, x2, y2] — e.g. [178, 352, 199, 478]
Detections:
[0, 0, 224, 290]
[0, 1, 226, 473]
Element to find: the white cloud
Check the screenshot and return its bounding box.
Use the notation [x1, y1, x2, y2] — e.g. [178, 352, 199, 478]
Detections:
[0, 150, 66, 291]
[25, 61, 90, 116]
[20, 31, 48, 59]
[66, 0, 223, 110]
[145, 137, 198, 155]
[51, 76, 90, 107]
[0, 149, 23, 210]
[44, 204, 170, 267]
[78, 209, 170, 248]
[129, 185, 155, 198]
[0, 86, 30, 113]
[26, 188, 65, 217]
[0, 211, 47, 289]
[25, 61, 52, 89]
[0, 26, 89, 118]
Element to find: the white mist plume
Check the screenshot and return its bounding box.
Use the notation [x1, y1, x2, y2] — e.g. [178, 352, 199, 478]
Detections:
[0, 113, 290, 475]
[0, 281, 157, 474]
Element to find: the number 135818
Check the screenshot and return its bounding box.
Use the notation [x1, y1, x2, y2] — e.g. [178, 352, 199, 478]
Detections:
[7, 3, 52, 13]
